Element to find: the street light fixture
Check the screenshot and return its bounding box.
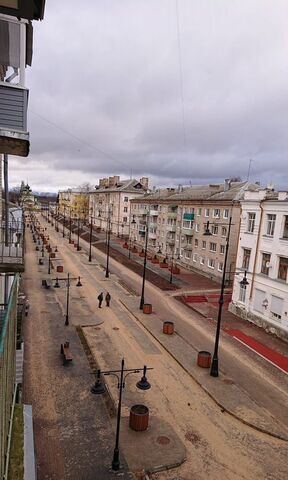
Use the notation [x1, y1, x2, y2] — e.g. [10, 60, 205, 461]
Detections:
[53, 273, 82, 326]
[105, 208, 112, 278]
[139, 212, 150, 310]
[91, 358, 152, 471]
[62, 205, 66, 238]
[77, 217, 81, 251]
[128, 215, 136, 260]
[88, 210, 93, 262]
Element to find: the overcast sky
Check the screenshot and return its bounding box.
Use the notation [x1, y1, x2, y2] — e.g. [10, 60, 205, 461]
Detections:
[8, 0, 288, 192]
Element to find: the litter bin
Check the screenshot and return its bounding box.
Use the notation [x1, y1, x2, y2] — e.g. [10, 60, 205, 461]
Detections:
[129, 405, 149, 431]
[163, 321, 174, 335]
[197, 351, 211, 368]
[143, 303, 152, 314]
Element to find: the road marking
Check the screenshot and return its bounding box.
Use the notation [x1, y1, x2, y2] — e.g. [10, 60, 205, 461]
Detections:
[232, 337, 288, 375]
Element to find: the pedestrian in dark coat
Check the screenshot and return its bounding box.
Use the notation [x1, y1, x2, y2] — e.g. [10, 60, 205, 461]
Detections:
[25, 299, 30, 317]
[98, 292, 103, 308]
[105, 292, 111, 307]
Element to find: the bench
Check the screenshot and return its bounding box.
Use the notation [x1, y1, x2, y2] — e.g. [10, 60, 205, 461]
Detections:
[41, 279, 51, 289]
[60, 341, 73, 365]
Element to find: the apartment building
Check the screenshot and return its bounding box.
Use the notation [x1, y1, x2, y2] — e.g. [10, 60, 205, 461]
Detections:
[230, 189, 288, 340]
[58, 189, 89, 219]
[89, 176, 149, 236]
[130, 180, 260, 283]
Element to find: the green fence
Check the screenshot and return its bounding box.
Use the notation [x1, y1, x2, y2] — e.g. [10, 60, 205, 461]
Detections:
[0, 275, 19, 479]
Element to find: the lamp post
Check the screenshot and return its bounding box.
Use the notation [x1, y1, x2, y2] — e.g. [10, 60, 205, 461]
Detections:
[62, 205, 66, 238]
[128, 215, 136, 260]
[88, 213, 93, 262]
[105, 208, 111, 278]
[77, 217, 81, 251]
[53, 273, 82, 326]
[69, 209, 72, 243]
[55, 205, 59, 232]
[91, 358, 152, 471]
[139, 212, 149, 310]
[169, 253, 174, 284]
[204, 217, 232, 377]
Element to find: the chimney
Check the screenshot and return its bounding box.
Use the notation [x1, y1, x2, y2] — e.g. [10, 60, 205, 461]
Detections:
[224, 179, 230, 192]
[114, 175, 120, 186]
[140, 177, 149, 189]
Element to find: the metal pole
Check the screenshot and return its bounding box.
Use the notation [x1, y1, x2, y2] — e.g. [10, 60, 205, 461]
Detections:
[65, 273, 70, 326]
[89, 219, 92, 262]
[3, 154, 9, 246]
[62, 206, 66, 238]
[105, 214, 110, 278]
[77, 217, 80, 251]
[111, 358, 124, 471]
[210, 216, 232, 377]
[140, 214, 149, 309]
[69, 212, 72, 243]
[48, 253, 51, 274]
[169, 256, 173, 284]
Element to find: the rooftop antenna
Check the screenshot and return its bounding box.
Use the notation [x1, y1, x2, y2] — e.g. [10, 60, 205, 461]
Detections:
[247, 159, 253, 181]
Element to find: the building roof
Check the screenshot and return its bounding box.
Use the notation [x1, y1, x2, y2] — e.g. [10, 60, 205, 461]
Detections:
[91, 178, 147, 194]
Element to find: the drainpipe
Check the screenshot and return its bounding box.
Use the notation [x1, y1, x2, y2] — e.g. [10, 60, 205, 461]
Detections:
[4, 383, 18, 480]
[249, 201, 264, 300]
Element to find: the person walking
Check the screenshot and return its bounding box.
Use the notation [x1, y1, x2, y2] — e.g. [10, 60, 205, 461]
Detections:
[97, 292, 104, 308]
[105, 292, 111, 307]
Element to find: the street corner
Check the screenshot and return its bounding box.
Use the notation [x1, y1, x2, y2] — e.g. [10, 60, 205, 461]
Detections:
[120, 416, 186, 474]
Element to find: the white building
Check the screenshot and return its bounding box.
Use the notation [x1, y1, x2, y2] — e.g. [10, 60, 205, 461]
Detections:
[230, 189, 288, 340]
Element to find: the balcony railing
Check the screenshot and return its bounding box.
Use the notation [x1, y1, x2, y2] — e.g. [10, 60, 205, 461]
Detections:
[0, 222, 24, 273]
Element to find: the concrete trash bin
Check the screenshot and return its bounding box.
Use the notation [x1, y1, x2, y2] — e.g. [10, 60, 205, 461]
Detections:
[197, 351, 212, 368]
[129, 404, 149, 431]
[57, 265, 64, 273]
[163, 321, 174, 335]
[143, 303, 152, 314]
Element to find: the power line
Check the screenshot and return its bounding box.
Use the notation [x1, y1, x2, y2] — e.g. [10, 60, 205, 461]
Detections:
[29, 109, 130, 171]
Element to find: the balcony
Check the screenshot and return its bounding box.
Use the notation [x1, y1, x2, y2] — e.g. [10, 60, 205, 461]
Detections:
[166, 225, 176, 232]
[0, 223, 24, 273]
[149, 209, 159, 216]
[167, 212, 177, 219]
[167, 238, 175, 246]
[182, 227, 193, 236]
[0, 84, 29, 157]
[183, 213, 195, 221]
[148, 231, 157, 239]
[183, 243, 193, 251]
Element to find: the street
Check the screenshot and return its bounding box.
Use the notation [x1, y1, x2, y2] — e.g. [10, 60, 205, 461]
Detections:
[23, 214, 288, 480]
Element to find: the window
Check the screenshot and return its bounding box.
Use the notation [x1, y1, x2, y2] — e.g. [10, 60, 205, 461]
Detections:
[193, 253, 197, 262]
[194, 239, 198, 247]
[208, 258, 215, 269]
[202, 240, 206, 249]
[254, 289, 266, 312]
[197, 208, 202, 216]
[278, 257, 288, 281]
[209, 242, 217, 252]
[124, 196, 128, 202]
[261, 253, 271, 275]
[218, 262, 223, 272]
[200, 256, 205, 265]
[124, 207, 128, 212]
[213, 209, 220, 218]
[185, 251, 191, 259]
[242, 248, 251, 270]
[239, 284, 246, 303]
[220, 244, 225, 255]
[270, 296, 283, 321]
[221, 227, 227, 237]
[123, 217, 127, 223]
[247, 213, 256, 233]
[223, 209, 229, 219]
[195, 224, 200, 232]
[266, 214, 276, 236]
[211, 225, 218, 235]
[183, 220, 193, 229]
[205, 209, 210, 217]
[283, 216, 288, 239]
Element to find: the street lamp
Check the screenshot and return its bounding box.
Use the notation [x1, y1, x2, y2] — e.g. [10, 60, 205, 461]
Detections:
[77, 217, 81, 251]
[139, 212, 150, 310]
[105, 208, 112, 278]
[128, 215, 136, 260]
[203, 217, 235, 377]
[169, 253, 175, 284]
[91, 358, 152, 471]
[53, 273, 82, 326]
[88, 211, 93, 262]
[62, 205, 66, 238]
[69, 209, 72, 244]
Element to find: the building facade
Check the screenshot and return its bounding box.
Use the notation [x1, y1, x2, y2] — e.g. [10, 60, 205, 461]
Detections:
[130, 180, 259, 283]
[230, 189, 288, 340]
[89, 176, 149, 236]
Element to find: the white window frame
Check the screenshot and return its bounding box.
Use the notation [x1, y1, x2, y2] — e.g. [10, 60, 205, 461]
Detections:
[247, 212, 256, 233]
[208, 258, 215, 269]
[218, 262, 223, 272]
[193, 253, 197, 262]
[213, 209, 220, 218]
[209, 242, 217, 252]
[223, 209, 229, 219]
[266, 214, 276, 237]
[205, 209, 210, 218]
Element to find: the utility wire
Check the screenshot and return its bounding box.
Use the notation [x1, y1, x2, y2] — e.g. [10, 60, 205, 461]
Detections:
[29, 109, 130, 171]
